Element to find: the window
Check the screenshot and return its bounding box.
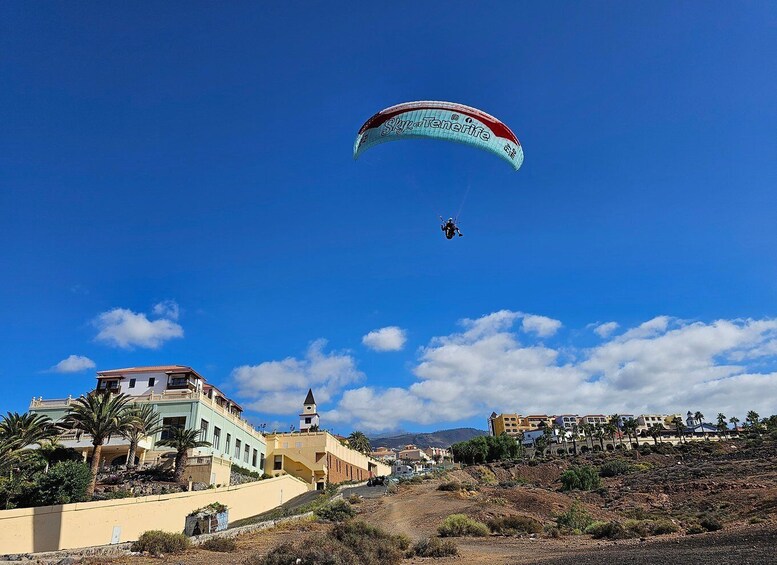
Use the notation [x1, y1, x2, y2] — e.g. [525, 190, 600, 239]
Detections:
[148, 377, 155, 387]
[252, 449, 258, 467]
[295, 442, 302, 448]
[260, 453, 265, 470]
[129, 378, 136, 388]
[200, 419, 209, 440]
[235, 439, 241, 459]
[244, 444, 250, 463]
[213, 427, 221, 450]
[305, 417, 311, 424]
[226, 433, 231, 454]
[161, 417, 186, 439]
[273, 455, 282, 470]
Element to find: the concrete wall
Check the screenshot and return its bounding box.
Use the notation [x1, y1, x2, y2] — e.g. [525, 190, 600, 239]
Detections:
[187, 455, 233, 486]
[0, 475, 307, 554]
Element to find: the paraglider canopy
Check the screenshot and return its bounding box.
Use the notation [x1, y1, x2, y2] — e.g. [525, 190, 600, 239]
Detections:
[354, 101, 523, 170]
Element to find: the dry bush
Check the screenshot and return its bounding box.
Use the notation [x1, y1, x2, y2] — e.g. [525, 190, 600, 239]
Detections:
[438, 514, 490, 537]
[131, 530, 190, 556]
[412, 536, 459, 557]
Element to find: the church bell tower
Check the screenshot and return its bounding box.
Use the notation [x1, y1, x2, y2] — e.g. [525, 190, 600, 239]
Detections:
[300, 388, 320, 431]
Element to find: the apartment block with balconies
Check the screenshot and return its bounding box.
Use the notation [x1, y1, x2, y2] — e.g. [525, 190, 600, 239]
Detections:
[30, 365, 266, 479]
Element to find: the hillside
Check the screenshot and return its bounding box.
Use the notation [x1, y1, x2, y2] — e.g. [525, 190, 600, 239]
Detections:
[369, 427, 488, 449]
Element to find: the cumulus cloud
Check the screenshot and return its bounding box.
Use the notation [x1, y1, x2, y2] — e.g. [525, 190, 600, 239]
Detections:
[51, 355, 96, 373]
[362, 326, 407, 352]
[231, 339, 363, 414]
[521, 314, 562, 337]
[152, 300, 180, 321]
[593, 321, 619, 338]
[319, 311, 777, 433]
[93, 305, 183, 349]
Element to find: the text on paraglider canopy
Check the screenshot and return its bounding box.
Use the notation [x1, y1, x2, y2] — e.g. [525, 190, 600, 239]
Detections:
[381, 116, 492, 141]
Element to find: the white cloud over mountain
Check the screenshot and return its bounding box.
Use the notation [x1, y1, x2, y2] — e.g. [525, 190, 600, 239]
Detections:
[229, 311, 777, 433]
[93, 303, 183, 349]
[362, 326, 407, 351]
[51, 355, 96, 373]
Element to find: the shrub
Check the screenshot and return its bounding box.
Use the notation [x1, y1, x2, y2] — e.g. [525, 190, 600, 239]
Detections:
[32, 461, 92, 506]
[489, 515, 543, 535]
[201, 537, 237, 552]
[131, 530, 190, 556]
[599, 459, 632, 478]
[686, 524, 705, 535]
[438, 514, 490, 537]
[544, 525, 561, 538]
[652, 520, 680, 535]
[256, 536, 358, 565]
[346, 494, 362, 504]
[331, 521, 408, 564]
[700, 516, 723, 532]
[556, 501, 593, 531]
[314, 499, 355, 522]
[437, 481, 462, 492]
[586, 521, 631, 539]
[412, 537, 459, 558]
[586, 519, 679, 539]
[560, 466, 601, 491]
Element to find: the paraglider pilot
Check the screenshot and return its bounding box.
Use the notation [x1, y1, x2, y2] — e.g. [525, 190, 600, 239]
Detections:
[441, 217, 463, 239]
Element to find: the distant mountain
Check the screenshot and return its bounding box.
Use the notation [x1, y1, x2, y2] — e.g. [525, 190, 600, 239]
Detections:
[369, 428, 488, 450]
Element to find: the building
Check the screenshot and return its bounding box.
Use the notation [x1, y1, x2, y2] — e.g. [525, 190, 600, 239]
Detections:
[423, 446, 449, 462]
[553, 414, 580, 430]
[29, 366, 267, 480]
[637, 414, 670, 431]
[527, 414, 554, 429]
[299, 389, 320, 431]
[265, 431, 390, 489]
[398, 444, 430, 462]
[488, 412, 533, 436]
[370, 446, 397, 462]
[579, 414, 608, 426]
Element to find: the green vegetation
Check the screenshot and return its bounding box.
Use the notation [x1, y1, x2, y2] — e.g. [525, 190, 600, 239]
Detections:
[131, 530, 191, 555]
[450, 433, 521, 465]
[438, 514, 490, 537]
[598, 459, 632, 477]
[585, 518, 680, 539]
[189, 502, 228, 515]
[556, 501, 593, 532]
[31, 461, 92, 505]
[314, 499, 356, 522]
[560, 466, 601, 491]
[252, 521, 409, 565]
[488, 514, 543, 535]
[201, 537, 238, 552]
[412, 537, 459, 557]
[155, 427, 211, 483]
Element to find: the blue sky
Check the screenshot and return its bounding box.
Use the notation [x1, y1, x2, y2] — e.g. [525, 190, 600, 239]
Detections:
[2, 3, 776, 434]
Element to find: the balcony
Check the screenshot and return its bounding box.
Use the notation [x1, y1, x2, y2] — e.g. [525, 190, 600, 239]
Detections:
[166, 376, 196, 390]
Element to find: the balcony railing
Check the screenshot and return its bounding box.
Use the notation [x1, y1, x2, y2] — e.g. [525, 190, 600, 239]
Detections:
[30, 390, 261, 439]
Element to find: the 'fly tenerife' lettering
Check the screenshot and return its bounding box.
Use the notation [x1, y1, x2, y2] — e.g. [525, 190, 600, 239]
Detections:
[381, 115, 492, 142]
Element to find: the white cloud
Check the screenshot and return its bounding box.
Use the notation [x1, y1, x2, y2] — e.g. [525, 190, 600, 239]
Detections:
[93, 306, 183, 349]
[362, 326, 407, 352]
[231, 339, 363, 414]
[593, 321, 619, 338]
[521, 314, 562, 337]
[317, 311, 777, 433]
[51, 355, 96, 373]
[152, 300, 180, 321]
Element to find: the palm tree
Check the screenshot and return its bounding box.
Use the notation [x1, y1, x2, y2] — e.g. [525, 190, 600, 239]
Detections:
[609, 415, 624, 449]
[729, 416, 740, 434]
[605, 422, 618, 450]
[648, 423, 663, 445]
[716, 413, 728, 438]
[0, 412, 58, 449]
[746, 411, 761, 433]
[594, 423, 605, 451]
[623, 418, 639, 448]
[347, 431, 372, 455]
[156, 427, 211, 483]
[119, 404, 164, 469]
[694, 411, 704, 427]
[61, 392, 133, 498]
[570, 423, 580, 456]
[671, 416, 685, 443]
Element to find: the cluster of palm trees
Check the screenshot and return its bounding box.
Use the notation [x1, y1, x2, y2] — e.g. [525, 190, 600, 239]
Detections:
[1, 392, 211, 500]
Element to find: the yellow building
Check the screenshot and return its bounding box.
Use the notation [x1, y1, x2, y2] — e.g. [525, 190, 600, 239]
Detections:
[265, 430, 391, 489]
[488, 412, 534, 436]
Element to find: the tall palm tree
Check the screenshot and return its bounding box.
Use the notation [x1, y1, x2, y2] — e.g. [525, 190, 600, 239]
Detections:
[347, 431, 372, 455]
[61, 392, 133, 498]
[716, 413, 728, 438]
[570, 423, 580, 456]
[583, 423, 595, 451]
[156, 427, 211, 483]
[671, 416, 685, 443]
[648, 423, 663, 445]
[119, 404, 164, 469]
[729, 416, 740, 433]
[694, 411, 704, 427]
[609, 415, 624, 449]
[746, 411, 761, 433]
[623, 418, 639, 448]
[594, 423, 605, 451]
